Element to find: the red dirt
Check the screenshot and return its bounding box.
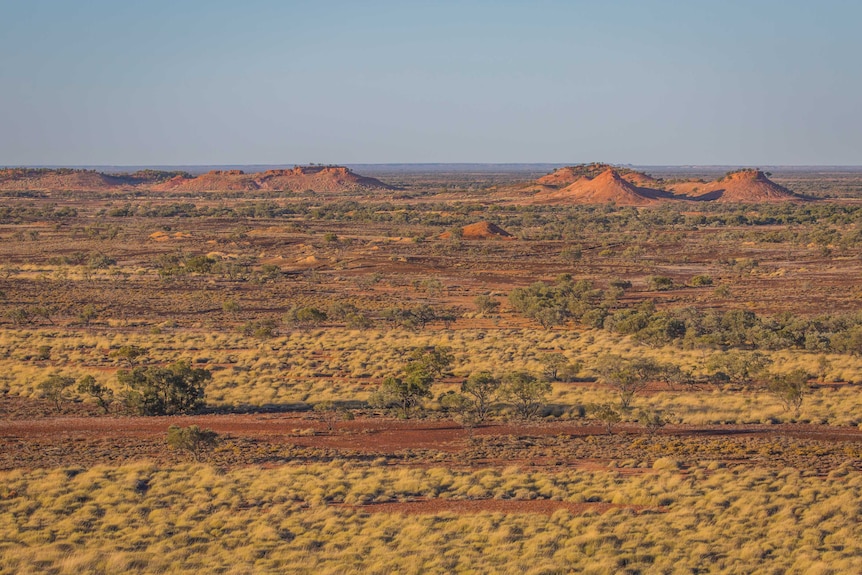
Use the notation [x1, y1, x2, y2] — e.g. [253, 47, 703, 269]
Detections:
[2, 410, 861, 474]
[2, 413, 860, 447]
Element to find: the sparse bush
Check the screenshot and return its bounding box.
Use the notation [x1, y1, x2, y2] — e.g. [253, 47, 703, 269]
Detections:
[241, 319, 279, 338]
[474, 294, 501, 316]
[314, 401, 352, 432]
[767, 369, 811, 416]
[166, 425, 219, 461]
[589, 402, 621, 434]
[638, 408, 676, 435]
[285, 306, 327, 330]
[648, 276, 674, 291]
[689, 274, 713, 287]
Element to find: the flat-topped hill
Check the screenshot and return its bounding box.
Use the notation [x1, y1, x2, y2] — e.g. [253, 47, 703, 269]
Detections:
[533, 168, 665, 206]
[0, 168, 194, 191]
[668, 169, 802, 202]
[536, 163, 653, 187]
[0, 166, 392, 193]
[530, 165, 806, 205]
[0, 168, 126, 191]
[153, 165, 393, 192]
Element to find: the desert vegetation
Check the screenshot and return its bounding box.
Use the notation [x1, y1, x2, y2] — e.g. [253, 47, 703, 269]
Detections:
[1, 165, 862, 572]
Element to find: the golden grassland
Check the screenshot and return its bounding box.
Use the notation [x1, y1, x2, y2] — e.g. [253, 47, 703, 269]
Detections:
[1, 461, 860, 574]
[3, 326, 861, 425]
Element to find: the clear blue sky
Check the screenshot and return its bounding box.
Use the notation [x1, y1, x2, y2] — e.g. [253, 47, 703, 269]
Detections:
[1, 0, 860, 165]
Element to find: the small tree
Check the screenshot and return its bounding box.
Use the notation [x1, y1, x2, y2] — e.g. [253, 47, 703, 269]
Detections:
[439, 391, 478, 429]
[118, 361, 211, 415]
[589, 403, 621, 435]
[370, 376, 433, 419]
[109, 345, 148, 367]
[767, 369, 811, 416]
[707, 351, 772, 387]
[595, 355, 662, 410]
[77, 375, 114, 413]
[539, 353, 577, 382]
[461, 371, 502, 423]
[38, 374, 75, 413]
[79, 304, 98, 326]
[370, 346, 453, 419]
[500, 371, 551, 420]
[166, 425, 219, 461]
[406, 346, 454, 379]
[314, 401, 353, 432]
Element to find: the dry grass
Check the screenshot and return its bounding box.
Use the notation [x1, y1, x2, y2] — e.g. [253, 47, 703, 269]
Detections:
[2, 327, 861, 425]
[1, 461, 861, 574]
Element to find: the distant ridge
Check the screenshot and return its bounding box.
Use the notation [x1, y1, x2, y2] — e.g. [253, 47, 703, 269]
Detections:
[0, 165, 392, 193]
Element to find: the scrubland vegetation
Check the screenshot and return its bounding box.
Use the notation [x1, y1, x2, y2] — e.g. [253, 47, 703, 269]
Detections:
[1, 169, 862, 572]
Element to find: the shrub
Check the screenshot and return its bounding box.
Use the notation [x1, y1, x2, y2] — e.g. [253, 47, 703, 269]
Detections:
[118, 361, 211, 415]
[166, 425, 219, 461]
[500, 371, 550, 420]
[689, 274, 713, 287]
[474, 294, 501, 316]
[648, 276, 674, 291]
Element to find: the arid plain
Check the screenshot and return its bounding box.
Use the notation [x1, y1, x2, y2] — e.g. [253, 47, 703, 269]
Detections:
[1, 164, 862, 573]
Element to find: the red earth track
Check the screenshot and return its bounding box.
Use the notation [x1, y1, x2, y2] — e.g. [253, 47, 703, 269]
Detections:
[2, 413, 861, 450]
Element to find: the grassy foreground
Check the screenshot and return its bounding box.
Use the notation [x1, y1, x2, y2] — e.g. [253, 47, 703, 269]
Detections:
[1, 461, 860, 574]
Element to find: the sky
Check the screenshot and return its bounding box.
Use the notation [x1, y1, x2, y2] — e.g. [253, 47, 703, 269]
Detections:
[1, 0, 861, 166]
